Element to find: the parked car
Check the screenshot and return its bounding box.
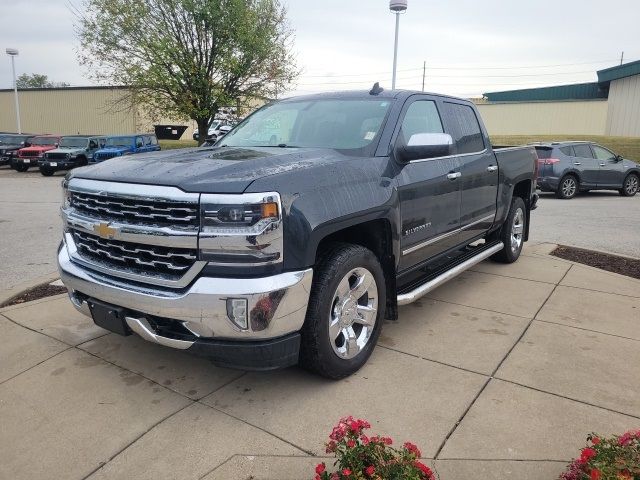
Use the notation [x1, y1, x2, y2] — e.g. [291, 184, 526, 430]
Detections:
[192, 120, 227, 141]
[38, 135, 107, 176]
[91, 134, 160, 163]
[58, 88, 538, 378]
[535, 141, 639, 198]
[14, 135, 61, 172]
[0, 133, 36, 166]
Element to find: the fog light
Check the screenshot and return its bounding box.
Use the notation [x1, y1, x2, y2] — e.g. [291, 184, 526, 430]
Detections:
[226, 298, 248, 330]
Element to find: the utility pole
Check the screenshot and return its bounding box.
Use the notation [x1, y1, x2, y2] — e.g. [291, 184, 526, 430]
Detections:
[6, 48, 21, 134]
[620, 51, 624, 65]
[421, 60, 426, 92]
[389, 1, 407, 90]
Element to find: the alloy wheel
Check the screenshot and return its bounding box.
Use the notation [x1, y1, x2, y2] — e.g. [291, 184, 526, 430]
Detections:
[625, 175, 639, 195]
[511, 208, 524, 253]
[562, 177, 576, 198]
[329, 267, 378, 360]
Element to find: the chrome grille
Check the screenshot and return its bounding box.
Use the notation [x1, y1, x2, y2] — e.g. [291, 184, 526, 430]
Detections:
[69, 191, 199, 228]
[72, 230, 197, 278]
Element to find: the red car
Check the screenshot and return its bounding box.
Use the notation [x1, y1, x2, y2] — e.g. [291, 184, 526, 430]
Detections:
[14, 135, 61, 172]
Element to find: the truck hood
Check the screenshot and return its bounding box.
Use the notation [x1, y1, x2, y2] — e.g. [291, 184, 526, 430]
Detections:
[96, 146, 132, 154]
[47, 147, 84, 155]
[19, 145, 56, 154]
[71, 146, 348, 193]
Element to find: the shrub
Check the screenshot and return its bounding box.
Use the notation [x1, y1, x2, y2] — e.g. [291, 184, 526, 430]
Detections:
[314, 416, 435, 480]
[559, 430, 640, 480]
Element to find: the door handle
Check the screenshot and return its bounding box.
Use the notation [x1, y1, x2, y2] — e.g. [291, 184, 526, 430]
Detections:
[487, 165, 498, 172]
[446, 172, 462, 180]
[599, 163, 606, 166]
[573, 162, 581, 166]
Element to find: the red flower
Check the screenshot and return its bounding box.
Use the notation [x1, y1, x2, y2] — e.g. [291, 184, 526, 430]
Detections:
[316, 463, 326, 475]
[326, 440, 337, 453]
[365, 465, 375, 476]
[590, 468, 601, 480]
[415, 461, 433, 479]
[580, 447, 596, 464]
[591, 436, 600, 445]
[342, 468, 352, 476]
[347, 439, 356, 448]
[404, 441, 422, 458]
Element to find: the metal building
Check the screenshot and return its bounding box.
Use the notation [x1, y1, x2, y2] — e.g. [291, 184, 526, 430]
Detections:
[478, 60, 640, 137]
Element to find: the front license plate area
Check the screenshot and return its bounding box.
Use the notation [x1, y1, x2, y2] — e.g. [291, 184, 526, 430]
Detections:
[88, 299, 131, 336]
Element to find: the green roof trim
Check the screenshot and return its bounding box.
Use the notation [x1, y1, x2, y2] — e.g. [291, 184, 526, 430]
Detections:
[483, 82, 607, 102]
[597, 59, 640, 84]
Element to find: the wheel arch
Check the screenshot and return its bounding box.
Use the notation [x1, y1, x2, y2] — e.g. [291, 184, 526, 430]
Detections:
[314, 218, 398, 320]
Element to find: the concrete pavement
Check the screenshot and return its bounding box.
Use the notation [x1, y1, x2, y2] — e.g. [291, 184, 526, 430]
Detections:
[1, 242, 639, 480]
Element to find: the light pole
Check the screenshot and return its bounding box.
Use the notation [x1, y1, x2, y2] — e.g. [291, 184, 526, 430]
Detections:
[390, 0, 407, 90]
[6, 48, 21, 134]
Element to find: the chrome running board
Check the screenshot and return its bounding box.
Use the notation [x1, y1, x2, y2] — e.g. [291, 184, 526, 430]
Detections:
[397, 242, 504, 306]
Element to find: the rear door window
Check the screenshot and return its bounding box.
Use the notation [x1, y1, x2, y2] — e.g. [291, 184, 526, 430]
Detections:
[572, 144, 593, 158]
[535, 147, 552, 159]
[441, 102, 485, 154]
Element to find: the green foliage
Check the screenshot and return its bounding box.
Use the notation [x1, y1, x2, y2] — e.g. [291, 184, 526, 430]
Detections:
[16, 73, 69, 88]
[75, 0, 298, 140]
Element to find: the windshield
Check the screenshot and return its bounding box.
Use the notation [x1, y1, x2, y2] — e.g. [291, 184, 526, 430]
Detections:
[105, 137, 134, 147]
[222, 99, 392, 153]
[59, 137, 89, 148]
[0, 134, 30, 145]
[30, 136, 58, 146]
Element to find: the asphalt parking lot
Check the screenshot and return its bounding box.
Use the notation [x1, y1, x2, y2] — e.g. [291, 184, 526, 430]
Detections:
[1, 166, 638, 292]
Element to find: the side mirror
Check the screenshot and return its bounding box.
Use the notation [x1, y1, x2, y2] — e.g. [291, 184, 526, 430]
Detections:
[396, 133, 453, 162]
[54, 143, 59, 148]
[616, 155, 624, 162]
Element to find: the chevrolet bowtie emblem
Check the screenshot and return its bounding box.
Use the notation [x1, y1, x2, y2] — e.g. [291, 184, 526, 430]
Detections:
[93, 222, 117, 239]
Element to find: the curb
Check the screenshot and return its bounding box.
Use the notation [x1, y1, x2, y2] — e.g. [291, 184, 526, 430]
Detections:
[0, 271, 61, 308]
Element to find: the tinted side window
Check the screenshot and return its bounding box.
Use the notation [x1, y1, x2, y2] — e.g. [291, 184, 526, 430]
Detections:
[535, 147, 552, 159]
[442, 102, 485, 154]
[400, 100, 444, 140]
[592, 145, 615, 160]
[573, 144, 593, 158]
[135, 137, 144, 148]
[149, 135, 158, 145]
[559, 146, 574, 156]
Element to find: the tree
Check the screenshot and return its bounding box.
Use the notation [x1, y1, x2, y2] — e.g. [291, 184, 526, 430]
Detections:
[16, 73, 70, 88]
[75, 0, 298, 143]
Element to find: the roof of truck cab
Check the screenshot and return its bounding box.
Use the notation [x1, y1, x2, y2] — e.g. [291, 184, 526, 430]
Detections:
[278, 89, 470, 103]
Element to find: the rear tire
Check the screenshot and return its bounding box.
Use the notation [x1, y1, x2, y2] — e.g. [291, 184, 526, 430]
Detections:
[556, 174, 578, 199]
[299, 243, 386, 379]
[619, 173, 639, 197]
[491, 196, 526, 264]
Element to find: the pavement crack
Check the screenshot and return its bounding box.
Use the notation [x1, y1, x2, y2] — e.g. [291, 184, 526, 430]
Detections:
[433, 265, 573, 460]
[80, 403, 193, 480]
[0, 346, 72, 386]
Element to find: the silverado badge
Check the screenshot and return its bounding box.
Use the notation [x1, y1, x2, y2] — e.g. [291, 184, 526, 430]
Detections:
[93, 222, 117, 239]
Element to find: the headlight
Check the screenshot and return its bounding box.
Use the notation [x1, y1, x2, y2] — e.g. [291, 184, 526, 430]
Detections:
[61, 179, 71, 209]
[199, 192, 283, 264]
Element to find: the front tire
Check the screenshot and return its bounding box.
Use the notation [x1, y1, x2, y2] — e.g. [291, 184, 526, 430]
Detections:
[556, 174, 578, 199]
[40, 167, 54, 176]
[619, 173, 639, 197]
[299, 243, 386, 379]
[491, 196, 526, 264]
[15, 164, 29, 172]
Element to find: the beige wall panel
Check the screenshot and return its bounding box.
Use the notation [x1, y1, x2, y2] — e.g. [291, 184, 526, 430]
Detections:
[606, 75, 640, 137]
[476, 100, 608, 136]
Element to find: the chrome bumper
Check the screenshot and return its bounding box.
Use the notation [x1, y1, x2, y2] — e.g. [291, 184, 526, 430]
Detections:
[58, 244, 313, 342]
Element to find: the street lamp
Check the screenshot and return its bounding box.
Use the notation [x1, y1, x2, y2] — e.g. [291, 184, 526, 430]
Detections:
[6, 48, 21, 134]
[390, 0, 407, 90]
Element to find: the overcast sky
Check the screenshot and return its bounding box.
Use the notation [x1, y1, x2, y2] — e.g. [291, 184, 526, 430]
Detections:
[1, 0, 638, 98]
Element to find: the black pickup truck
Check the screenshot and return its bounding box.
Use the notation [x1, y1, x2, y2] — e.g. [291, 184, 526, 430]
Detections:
[58, 88, 538, 379]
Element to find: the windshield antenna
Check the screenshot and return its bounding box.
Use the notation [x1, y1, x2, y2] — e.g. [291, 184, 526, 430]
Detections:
[369, 82, 384, 95]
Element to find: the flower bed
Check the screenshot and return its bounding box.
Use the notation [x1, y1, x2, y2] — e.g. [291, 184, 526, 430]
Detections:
[559, 430, 640, 480]
[314, 416, 435, 480]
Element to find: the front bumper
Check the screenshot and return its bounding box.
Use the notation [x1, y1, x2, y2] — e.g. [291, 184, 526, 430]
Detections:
[39, 159, 83, 170]
[58, 243, 313, 369]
